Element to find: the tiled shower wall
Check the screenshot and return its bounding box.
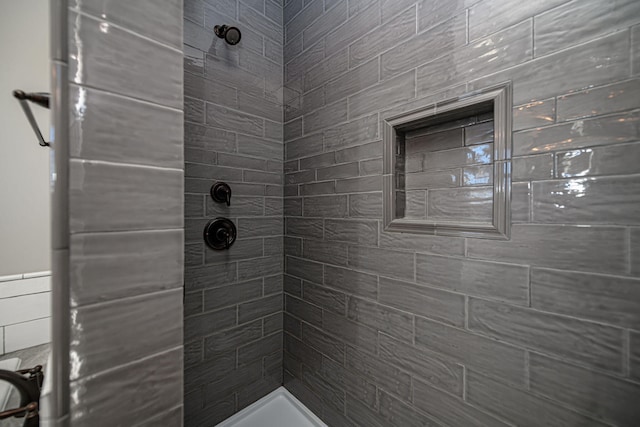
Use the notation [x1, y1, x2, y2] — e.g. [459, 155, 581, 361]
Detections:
[67, 1, 184, 425]
[283, 0, 640, 426]
[182, 0, 284, 425]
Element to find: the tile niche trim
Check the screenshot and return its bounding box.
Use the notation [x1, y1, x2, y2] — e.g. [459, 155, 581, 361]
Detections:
[383, 82, 513, 239]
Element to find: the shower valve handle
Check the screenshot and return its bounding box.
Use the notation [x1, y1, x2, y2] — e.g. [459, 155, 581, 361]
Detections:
[211, 182, 232, 206]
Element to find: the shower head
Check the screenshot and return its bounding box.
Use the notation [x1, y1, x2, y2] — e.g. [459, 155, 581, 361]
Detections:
[214, 25, 241, 45]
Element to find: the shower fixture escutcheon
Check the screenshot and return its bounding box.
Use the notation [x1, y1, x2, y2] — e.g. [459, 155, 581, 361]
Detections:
[211, 182, 232, 206]
[204, 218, 237, 250]
[214, 25, 241, 45]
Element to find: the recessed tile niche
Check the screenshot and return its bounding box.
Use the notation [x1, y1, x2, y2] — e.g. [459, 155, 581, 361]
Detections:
[383, 83, 512, 239]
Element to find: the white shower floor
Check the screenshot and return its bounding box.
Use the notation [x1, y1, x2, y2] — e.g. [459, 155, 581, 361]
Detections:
[216, 387, 326, 427]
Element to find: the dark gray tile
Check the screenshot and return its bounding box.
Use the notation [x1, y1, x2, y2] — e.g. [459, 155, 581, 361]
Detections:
[557, 78, 640, 122]
[71, 348, 182, 427]
[303, 239, 349, 266]
[184, 306, 237, 342]
[466, 370, 608, 427]
[348, 245, 414, 281]
[381, 14, 466, 80]
[556, 142, 640, 179]
[303, 195, 349, 217]
[417, 20, 532, 98]
[325, 58, 379, 104]
[379, 276, 465, 327]
[529, 352, 640, 426]
[345, 394, 387, 427]
[237, 332, 282, 366]
[349, 192, 382, 218]
[349, 69, 416, 118]
[513, 98, 556, 131]
[335, 175, 382, 193]
[304, 99, 348, 134]
[185, 122, 236, 152]
[204, 320, 263, 358]
[206, 104, 265, 138]
[285, 332, 324, 371]
[468, 0, 566, 40]
[379, 228, 465, 256]
[323, 310, 378, 353]
[204, 237, 264, 264]
[237, 255, 283, 280]
[531, 268, 640, 329]
[286, 294, 323, 327]
[302, 323, 346, 363]
[512, 154, 554, 181]
[466, 224, 628, 275]
[207, 196, 264, 217]
[532, 176, 640, 225]
[347, 296, 414, 342]
[415, 316, 526, 384]
[534, 0, 640, 57]
[299, 152, 336, 170]
[405, 170, 460, 190]
[468, 298, 625, 372]
[514, 110, 640, 154]
[302, 366, 346, 412]
[239, 2, 283, 42]
[204, 279, 263, 311]
[69, 11, 182, 108]
[303, 48, 349, 92]
[302, 0, 347, 49]
[359, 158, 383, 176]
[238, 294, 283, 323]
[416, 254, 529, 305]
[484, 30, 630, 106]
[300, 181, 336, 195]
[185, 262, 237, 292]
[378, 389, 445, 427]
[349, 6, 415, 68]
[286, 217, 324, 239]
[71, 230, 183, 305]
[324, 264, 378, 300]
[70, 290, 182, 380]
[70, 160, 182, 233]
[346, 345, 411, 400]
[320, 356, 377, 410]
[317, 162, 360, 180]
[287, 256, 324, 283]
[325, 219, 378, 245]
[324, 1, 379, 56]
[237, 218, 284, 238]
[413, 378, 512, 427]
[378, 333, 463, 396]
[631, 331, 640, 381]
[69, 85, 183, 168]
[238, 134, 283, 161]
[427, 186, 493, 222]
[335, 140, 382, 163]
[303, 281, 346, 315]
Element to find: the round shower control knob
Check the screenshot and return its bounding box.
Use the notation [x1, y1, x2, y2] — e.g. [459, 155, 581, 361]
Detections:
[203, 218, 237, 250]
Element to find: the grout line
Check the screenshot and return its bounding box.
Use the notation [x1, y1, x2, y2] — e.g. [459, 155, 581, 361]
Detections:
[623, 329, 631, 377]
[69, 8, 183, 53]
[524, 351, 531, 389]
[69, 81, 183, 113]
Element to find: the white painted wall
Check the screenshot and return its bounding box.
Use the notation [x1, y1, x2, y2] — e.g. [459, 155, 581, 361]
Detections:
[0, 0, 51, 276]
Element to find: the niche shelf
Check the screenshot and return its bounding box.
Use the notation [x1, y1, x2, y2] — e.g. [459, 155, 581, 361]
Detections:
[382, 83, 512, 239]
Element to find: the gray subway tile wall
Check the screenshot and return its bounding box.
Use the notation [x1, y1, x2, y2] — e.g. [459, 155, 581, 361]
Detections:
[280, 0, 640, 426]
[67, 0, 184, 425]
[183, 0, 284, 424]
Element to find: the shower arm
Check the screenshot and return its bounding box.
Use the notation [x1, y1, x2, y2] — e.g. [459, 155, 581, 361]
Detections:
[13, 90, 50, 147]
